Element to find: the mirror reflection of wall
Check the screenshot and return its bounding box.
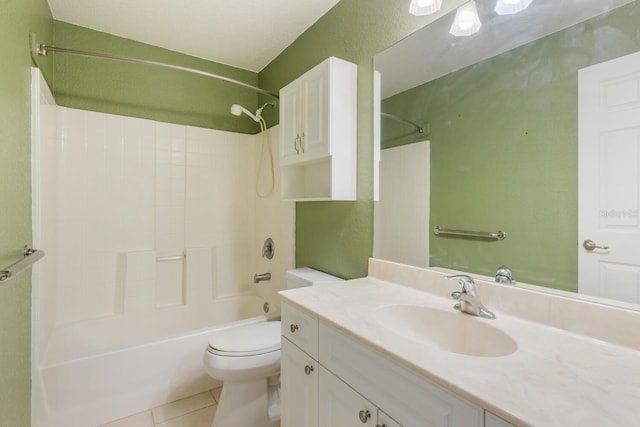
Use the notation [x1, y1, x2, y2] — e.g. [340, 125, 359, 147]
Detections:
[374, 0, 640, 301]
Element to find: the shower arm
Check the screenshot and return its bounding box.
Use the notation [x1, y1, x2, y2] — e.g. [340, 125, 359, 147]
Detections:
[36, 44, 279, 100]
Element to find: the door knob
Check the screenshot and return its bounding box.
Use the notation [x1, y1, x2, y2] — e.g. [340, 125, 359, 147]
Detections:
[583, 240, 609, 251]
[358, 410, 371, 423]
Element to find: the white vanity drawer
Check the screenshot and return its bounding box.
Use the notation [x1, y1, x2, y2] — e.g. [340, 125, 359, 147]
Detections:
[319, 321, 483, 427]
[282, 302, 319, 358]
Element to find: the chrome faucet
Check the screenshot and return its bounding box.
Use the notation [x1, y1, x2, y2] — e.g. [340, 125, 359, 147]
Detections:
[495, 265, 515, 285]
[254, 272, 271, 283]
[447, 274, 495, 319]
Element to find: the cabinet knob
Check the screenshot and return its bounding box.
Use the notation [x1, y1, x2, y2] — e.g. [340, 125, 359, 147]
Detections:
[358, 410, 371, 423]
[304, 364, 314, 375]
[289, 323, 299, 333]
[376, 425, 386, 427]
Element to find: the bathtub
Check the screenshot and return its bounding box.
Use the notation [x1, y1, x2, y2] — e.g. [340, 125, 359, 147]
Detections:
[32, 295, 269, 427]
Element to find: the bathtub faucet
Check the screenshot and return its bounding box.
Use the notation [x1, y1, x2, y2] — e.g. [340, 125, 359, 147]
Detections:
[254, 272, 271, 283]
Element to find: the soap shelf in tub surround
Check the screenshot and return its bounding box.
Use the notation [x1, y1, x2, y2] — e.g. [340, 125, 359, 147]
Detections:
[279, 258, 640, 427]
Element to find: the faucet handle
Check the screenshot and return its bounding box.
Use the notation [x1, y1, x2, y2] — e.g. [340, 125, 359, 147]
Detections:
[446, 274, 475, 292]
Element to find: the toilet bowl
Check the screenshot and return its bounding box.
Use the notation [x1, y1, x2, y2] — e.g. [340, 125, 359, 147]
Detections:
[203, 319, 281, 427]
[203, 268, 343, 427]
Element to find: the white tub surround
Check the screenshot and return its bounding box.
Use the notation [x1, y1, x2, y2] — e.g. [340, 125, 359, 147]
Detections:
[279, 258, 640, 427]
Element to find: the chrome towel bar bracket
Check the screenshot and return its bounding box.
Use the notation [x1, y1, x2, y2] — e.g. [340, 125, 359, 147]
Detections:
[0, 245, 45, 284]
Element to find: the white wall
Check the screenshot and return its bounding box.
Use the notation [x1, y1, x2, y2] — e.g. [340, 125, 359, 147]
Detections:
[374, 141, 430, 268]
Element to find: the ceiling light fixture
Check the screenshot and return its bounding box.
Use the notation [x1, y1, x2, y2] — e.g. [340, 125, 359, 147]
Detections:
[409, 0, 443, 16]
[494, 0, 532, 15]
[449, 1, 482, 37]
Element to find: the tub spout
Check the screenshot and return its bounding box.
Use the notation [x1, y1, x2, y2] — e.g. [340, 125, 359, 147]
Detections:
[254, 272, 271, 283]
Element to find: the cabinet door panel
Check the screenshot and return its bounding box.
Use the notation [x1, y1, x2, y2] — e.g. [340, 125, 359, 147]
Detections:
[301, 62, 329, 160]
[281, 338, 318, 427]
[319, 366, 377, 427]
[279, 81, 301, 165]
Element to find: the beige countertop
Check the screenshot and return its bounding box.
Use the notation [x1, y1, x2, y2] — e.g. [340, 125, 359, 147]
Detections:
[280, 272, 640, 427]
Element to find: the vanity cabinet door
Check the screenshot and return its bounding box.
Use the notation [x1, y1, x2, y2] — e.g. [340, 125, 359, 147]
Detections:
[319, 366, 378, 426]
[281, 337, 318, 427]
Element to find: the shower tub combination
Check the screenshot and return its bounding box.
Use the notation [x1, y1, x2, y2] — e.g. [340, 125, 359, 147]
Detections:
[30, 68, 293, 427]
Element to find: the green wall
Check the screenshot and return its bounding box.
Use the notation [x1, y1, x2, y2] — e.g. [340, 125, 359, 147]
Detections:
[52, 21, 262, 134]
[49, 1, 467, 281]
[381, 2, 640, 292]
[259, 0, 467, 279]
[0, 0, 53, 425]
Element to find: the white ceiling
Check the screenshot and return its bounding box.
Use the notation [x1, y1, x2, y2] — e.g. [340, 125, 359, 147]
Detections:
[47, 0, 341, 72]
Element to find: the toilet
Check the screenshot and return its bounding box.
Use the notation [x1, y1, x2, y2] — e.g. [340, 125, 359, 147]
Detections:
[203, 268, 343, 427]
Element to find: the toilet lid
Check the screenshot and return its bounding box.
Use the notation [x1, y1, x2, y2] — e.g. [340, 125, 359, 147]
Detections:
[207, 321, 281, 356]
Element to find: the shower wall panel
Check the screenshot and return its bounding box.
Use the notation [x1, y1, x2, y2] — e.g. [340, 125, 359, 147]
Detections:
[40, 108, 256, 326]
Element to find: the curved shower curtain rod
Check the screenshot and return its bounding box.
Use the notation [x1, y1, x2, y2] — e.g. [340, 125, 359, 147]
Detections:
[36, 44, 279, 99]
[381, 112, 425, 135]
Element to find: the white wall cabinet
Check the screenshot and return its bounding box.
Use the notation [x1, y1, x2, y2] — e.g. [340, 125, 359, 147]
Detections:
[279, 57, 357, 201]
[281, 302, 495, 427]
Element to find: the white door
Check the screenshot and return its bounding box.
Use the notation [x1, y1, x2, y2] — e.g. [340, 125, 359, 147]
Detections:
[578, 50, 640, 304]
[281, 338, 318, 427]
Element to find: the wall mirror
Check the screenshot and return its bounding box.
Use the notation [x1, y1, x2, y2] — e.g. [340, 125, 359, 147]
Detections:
[374, 0, 640, 309]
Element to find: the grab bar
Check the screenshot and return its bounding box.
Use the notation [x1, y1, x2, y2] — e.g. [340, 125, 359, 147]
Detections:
[156, 254, 185, 262]
[433, 226, 506, 241]
[0, 245, 45, 284]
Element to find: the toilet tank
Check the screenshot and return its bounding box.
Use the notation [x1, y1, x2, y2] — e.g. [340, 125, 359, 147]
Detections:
[286, 268, 343, 289]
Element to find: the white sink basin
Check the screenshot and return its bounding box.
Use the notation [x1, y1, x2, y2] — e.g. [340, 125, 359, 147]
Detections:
[375, 305, 517, 357]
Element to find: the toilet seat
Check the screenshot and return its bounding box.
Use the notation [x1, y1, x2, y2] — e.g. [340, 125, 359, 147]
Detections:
[207, 321, 281, 357]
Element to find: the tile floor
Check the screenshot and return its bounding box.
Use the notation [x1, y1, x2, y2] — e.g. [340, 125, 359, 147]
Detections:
[99, 388, 222, 427]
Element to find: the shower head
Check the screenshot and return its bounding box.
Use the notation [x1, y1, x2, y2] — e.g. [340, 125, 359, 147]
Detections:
[230, 104, 260, 122]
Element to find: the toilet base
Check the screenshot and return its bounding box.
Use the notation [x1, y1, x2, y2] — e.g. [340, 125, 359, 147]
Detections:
[212, 378, 278, 427]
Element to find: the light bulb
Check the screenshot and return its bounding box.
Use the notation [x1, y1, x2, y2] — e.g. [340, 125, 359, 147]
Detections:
[449, 1, 482, 37]
[409, 0, 442, 16]
[495, 0, 532, 15]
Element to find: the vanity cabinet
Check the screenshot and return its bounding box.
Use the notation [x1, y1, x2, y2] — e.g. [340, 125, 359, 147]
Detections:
[279, 56, 357, 201]
[281, 302, 485, 427]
